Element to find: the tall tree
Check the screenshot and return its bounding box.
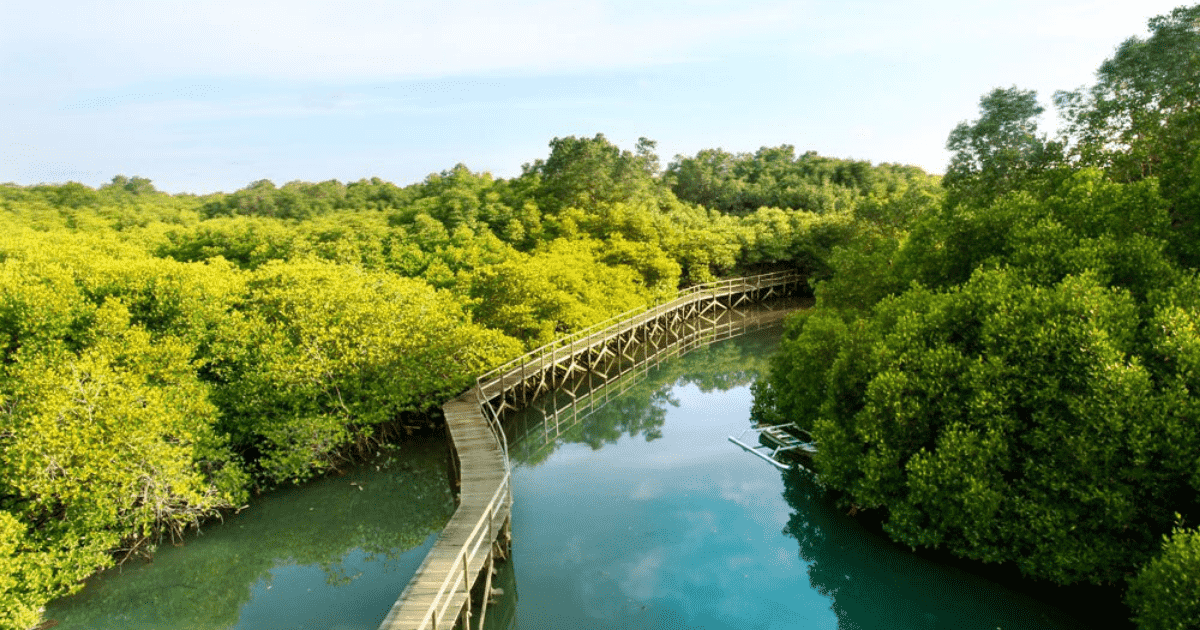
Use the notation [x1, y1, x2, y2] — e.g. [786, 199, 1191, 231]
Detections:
[529, 134, 660, 212]
[1055, 3, 1200, 265]
[943, 87, 1057, 206]
[1055, 4, 1200, 184]
[665, 148, 740, 211]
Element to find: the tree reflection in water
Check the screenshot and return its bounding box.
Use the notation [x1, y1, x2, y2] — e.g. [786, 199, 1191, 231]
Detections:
[43, 437, 455, 630]
[781, 469, 1090, 630]
[497, 317, 1091, 630]
[508, 326, 779, 467]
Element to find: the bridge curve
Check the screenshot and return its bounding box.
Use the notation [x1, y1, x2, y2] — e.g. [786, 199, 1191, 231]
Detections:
[378, 270, 802, 630]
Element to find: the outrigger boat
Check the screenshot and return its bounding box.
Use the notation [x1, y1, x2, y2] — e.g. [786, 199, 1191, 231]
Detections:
[728, 423, 817, 470]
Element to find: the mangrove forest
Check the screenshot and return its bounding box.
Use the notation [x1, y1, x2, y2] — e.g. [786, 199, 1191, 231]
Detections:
[4, 4, 1200, 629]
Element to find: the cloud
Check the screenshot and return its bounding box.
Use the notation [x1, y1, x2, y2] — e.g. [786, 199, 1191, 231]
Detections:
[631, 478, 664, 501]
[619, 547, 665, 601]
[781, 0, 1177, 58]
[717, 475, 778, 509]
[4, 0, 1188, 192]
[4, 0, 808, 87]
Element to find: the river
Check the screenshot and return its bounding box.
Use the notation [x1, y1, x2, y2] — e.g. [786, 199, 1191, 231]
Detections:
[43, 438, 456, 630]
[494, 323, 1091, 630]
[46, 317, 1095, 629]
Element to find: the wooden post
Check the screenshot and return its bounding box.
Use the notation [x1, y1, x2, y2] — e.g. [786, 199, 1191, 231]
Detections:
[478, 515, 494, 630]
[462, 549, 471, 629]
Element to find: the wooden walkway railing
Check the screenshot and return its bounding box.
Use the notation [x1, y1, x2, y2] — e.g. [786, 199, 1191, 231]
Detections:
[377, 270, 801, 630]
[475, 270, 801, 418]
[377, 393, 511, 630]
[507, 299, 802, 465]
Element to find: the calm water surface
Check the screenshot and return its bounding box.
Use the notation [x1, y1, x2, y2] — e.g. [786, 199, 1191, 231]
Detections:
[498, 326, 1088, 630]
[46, 322, 1092, 630]
[44, 437, 455, 630]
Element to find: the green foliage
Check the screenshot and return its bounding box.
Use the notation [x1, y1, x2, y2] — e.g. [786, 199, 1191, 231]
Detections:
[44, 440, 455, 630]
[528, 134, 661, 212]
[668, 146, 936, 216]
[739, 207, 857, 279]
[897, 169, 1173, 295]
[812, 227, 908, 311]
[0, 247, 249, 625]
[0, 130, 933, 627]
[1055, 5, 1200, 186]
[101, 175, 159, 197]
[0, 180, 203, 234]
[760, 165, 1193, 590]
[197, 177, 421, 221]
[770, 271, 1184, 584]
[467, 239, 653, 347]
[202, 179, 345, 220]
[755, 8, 1200, 622]
[406, 164, 504, 233]
[4, 300, 247, 538]
[0, 513, 47, 630]
[1127, 522, 1200, 630]
[655, 202, 742, 283]
[943, 87, 1061, 206]
[597, 236, 682, 296]
[1055, 4, 1200, 266]
[156, 216, 306, 268]
[221, 259, 521, 482]
[0, 227, 523, 624]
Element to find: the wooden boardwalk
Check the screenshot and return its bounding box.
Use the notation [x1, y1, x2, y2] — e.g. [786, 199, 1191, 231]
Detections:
[377, 390, 511, 630]
[377, 271, 801, 630]
[475, 271, 802, 418]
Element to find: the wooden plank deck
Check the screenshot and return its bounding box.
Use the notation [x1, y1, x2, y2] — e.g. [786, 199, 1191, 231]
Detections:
[377, 271, 801, 630]
[377, 392, 509, 630]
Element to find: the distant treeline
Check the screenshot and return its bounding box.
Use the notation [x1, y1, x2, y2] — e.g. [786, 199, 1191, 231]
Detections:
[0, 131, 939, 627]
[752, 5, 1200, 629]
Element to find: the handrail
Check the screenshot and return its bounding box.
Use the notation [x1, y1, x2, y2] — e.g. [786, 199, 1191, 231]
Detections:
[416, 466, 511, 630]
[475, 386, 509, 468]
[476, 270, 799, 389]
[396, 269, 799, 630]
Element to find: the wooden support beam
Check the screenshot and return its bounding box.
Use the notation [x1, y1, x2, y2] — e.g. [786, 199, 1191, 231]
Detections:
[385, 272, 801, 630]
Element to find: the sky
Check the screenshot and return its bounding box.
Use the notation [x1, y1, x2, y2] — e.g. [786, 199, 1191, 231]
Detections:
[0, 0, 1190, 194]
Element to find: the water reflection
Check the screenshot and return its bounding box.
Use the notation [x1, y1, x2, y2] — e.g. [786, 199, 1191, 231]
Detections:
[494, 324, 1088, 630]
[506, 323, 781, 467]
[44, 437, 455, 630]
[47, 301, 1092, 630]
[780, 470, 1088, 630]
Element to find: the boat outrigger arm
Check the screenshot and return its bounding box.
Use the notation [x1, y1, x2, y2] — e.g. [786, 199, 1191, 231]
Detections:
[728, 423, 817, 470]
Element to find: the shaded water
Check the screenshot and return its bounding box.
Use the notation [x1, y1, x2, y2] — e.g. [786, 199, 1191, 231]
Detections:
[496, 325, 1089, 630]
[47, 318, 1097, 630]
[43, 436, 455, 630]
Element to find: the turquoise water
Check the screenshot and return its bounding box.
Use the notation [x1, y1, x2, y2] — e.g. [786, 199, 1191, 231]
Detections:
[46, 322, 1096, 630]
[43, 438, 455, 630]
[499, 327, 1088, 630]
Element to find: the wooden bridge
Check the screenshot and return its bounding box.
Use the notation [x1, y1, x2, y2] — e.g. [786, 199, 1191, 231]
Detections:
[506, 298, 804, 463]
[377, 270, 802, 630]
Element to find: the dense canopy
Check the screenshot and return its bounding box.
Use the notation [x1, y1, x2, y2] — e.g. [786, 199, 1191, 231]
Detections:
[0, 129, 934, 627]
[753, 5, 1200, 629]
[7, 5, 1200, 628]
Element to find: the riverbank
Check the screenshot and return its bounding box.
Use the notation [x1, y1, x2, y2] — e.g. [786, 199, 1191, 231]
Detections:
[498, 326, 1091, 629]
[42, 434, 456, 630]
